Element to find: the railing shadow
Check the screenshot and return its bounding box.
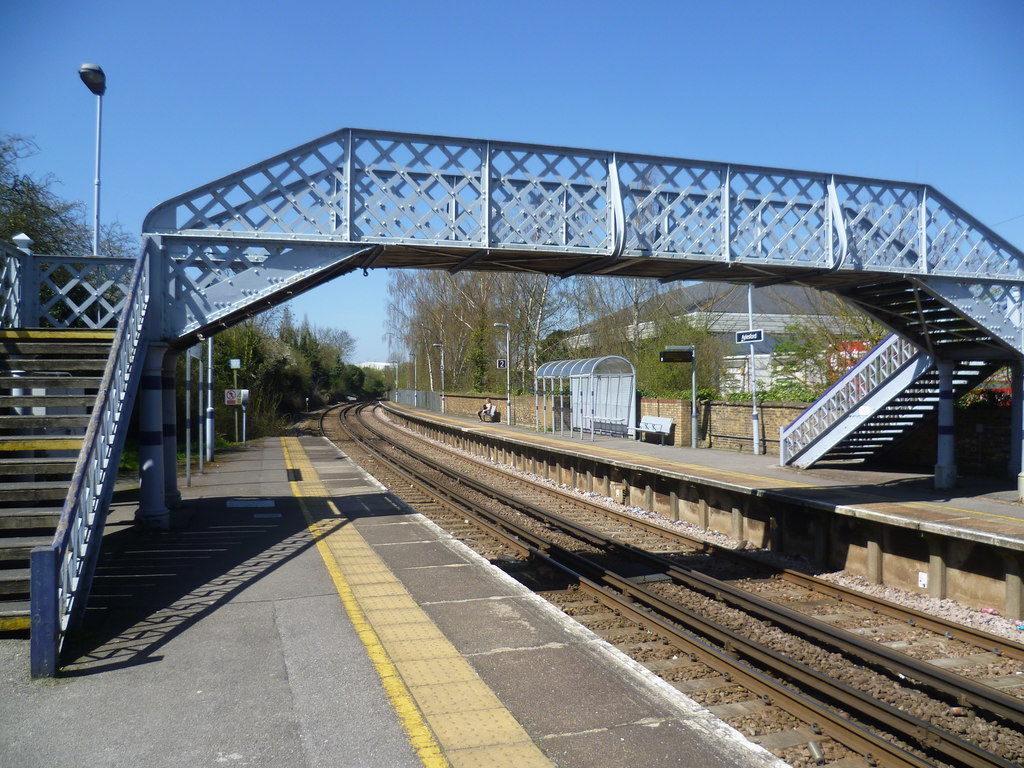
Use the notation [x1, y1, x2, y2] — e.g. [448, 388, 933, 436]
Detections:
[56, 489, 375, 677]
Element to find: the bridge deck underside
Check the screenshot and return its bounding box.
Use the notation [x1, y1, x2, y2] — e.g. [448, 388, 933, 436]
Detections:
[349, 244, 870, 288]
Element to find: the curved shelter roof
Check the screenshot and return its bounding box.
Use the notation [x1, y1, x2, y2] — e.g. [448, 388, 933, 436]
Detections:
[535, 355, 634, 379]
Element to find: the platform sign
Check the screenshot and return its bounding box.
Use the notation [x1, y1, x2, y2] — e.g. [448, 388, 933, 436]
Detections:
[496, 358, 507, 369]
[224, 389, 249, 405]
[736, 329, 763, 344]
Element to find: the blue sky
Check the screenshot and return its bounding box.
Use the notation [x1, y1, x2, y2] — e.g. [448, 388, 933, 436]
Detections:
[4, 0, 1023, 363]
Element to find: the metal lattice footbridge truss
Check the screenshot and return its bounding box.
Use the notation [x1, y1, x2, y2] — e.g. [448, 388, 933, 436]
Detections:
[6, 127, 1023, 674]
[140, 127, 1024, 466]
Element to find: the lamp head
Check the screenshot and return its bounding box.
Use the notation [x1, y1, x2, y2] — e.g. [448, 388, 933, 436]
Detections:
[79, 63, 106, 96]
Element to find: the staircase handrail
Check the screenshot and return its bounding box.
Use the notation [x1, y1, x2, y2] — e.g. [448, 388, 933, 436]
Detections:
[779, 334, 923, 464]
[29, 238, 153, 676]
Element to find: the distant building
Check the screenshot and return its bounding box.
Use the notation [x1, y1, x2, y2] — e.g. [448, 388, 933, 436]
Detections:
[570, 281, 866, 394]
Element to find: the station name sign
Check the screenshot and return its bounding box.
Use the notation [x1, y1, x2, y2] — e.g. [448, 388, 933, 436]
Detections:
[735, 329, 763, 344]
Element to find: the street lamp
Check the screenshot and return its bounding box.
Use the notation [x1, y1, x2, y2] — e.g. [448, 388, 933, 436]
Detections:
[389, 361, 398, 400]
[78, 63, 106, 257]
[432, 343, 445, 414]
[493, 323, 511, 425]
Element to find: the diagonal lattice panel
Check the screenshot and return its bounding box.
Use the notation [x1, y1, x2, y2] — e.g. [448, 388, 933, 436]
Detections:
[619, 159, 723, 256]
[489, 147, 609, 250]
[36, 259, 133, 328]
[927, 192, 1021, 279]
[178, 138, 348, 236]
[836, 181, 920, 271]
[730, 171, 829, 264]
[351, 136, 484, 242]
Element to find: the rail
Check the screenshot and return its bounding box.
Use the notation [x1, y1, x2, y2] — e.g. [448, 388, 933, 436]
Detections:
[341, 403, 1022, 767]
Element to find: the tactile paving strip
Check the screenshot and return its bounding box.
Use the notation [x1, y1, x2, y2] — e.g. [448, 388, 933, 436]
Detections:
[280, 437, 552, 768]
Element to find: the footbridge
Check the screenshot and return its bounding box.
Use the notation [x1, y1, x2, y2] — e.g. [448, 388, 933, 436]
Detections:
[5, 127, 1023, 674]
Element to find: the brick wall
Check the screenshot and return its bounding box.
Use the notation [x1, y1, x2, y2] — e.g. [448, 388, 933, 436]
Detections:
[640, 398, 806, 455]
[420, 393, 1012, 470]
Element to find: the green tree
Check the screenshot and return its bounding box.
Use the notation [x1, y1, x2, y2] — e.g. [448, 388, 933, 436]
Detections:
[0, 135, 90, 255]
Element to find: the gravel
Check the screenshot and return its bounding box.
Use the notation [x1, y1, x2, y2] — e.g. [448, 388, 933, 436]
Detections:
[383, 411, 1024, 644]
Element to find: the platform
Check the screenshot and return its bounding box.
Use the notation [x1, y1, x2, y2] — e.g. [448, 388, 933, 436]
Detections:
[0, 436, 784, 768]
[401, 407, 1024, 550]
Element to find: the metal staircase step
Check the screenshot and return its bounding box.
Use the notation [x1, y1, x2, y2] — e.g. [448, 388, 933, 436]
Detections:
[0, 359, 107, 373]
[0, 414, 91, 431]
[0, 342, 115, 356]
[0, 376, 102, 390]
[0, 458, 78, 477]
[0, 394, 97, 408]
[0, 435, 83, 452]
[0, 568, 30, 596]
[0, 536, 52, 561]
[0, 508, 63, 529]
[0, 481, 74, 504]
[0, 600, 31, 631]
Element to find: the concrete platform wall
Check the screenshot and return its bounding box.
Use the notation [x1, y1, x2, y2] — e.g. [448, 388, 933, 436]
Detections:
[425, 394, 1013, 475]
[392, 409, 1023, 619]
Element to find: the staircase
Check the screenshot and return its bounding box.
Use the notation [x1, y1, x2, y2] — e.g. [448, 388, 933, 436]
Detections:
[0, 329, 113, 631]
[781, 332, 1003, 468]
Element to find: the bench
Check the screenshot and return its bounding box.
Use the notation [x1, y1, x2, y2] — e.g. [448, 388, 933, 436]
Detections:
[636, 416, 674, 445]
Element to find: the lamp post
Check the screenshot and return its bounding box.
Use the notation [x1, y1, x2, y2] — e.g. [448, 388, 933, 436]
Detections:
[78, 63, 106, 257]
[493, 322, 511, 425]
[390, 361, 398, 400]
[411, 352, 418, 408]
[432, 343, 445, 413]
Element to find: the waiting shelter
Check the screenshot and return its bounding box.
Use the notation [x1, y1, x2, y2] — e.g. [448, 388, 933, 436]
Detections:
[534, 355, 637, 440]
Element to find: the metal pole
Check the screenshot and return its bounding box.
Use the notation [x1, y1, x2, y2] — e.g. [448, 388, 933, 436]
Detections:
[233, 368, 238, 442]
[433, 344, 445, 414]
[413, 353, 418, 408]
[691, 354, 697, 449]
[197, 349, 204, 474]
[206, 337, 215, 462]
[748, 285, 760, 455]
[91, 91, 102, 255]
[494, 323, 511, 425]
[505, 326, 511, 424]
[534, 378, 540, 431]
[185, 350, 192, 487]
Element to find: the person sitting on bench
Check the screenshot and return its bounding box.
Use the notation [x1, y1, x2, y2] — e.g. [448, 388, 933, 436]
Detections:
[478, 398, 496, 421]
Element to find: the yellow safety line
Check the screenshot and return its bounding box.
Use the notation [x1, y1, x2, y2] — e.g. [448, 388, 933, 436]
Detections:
[0, 616, 30, 632]
[281, 437, 553, 767]
[280, 438, 448, 768]
[0, 328, 114, 340]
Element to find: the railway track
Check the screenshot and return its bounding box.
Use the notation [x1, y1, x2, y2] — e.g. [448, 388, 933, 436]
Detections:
[319, 402, 1024, 768]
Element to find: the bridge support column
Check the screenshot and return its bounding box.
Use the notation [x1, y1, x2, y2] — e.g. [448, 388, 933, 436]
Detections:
[934, 360, 957, 490]
[137, 344, 169, 529]
[163, 350, 181, 509]
[925, 534, 947, 600]
[1011, 361, 1024, 502]
[1003, 552, 1023, 619]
